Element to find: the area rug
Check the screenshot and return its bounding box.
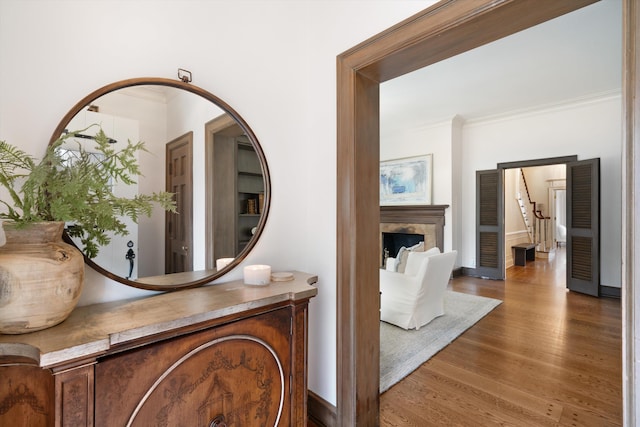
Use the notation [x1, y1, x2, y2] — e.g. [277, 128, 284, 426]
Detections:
[380, 290, 502, 393]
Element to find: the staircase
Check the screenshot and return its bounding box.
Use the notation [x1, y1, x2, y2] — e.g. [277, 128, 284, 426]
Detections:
[517, 169, 552, 253]
[516, 191, 534, 242]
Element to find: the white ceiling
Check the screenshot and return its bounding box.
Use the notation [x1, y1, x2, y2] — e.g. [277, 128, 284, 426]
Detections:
[380, 0, 622, 134]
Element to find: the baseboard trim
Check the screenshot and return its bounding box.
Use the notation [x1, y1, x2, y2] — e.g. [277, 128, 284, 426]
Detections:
[308, 390, 337, 426]
[461, 266, 494, 278]
[600, 285, 621, 299]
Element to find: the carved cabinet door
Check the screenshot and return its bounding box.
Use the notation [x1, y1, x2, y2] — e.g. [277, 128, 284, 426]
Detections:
[0, 364, 54, 426]
[94, 308, 292, 427]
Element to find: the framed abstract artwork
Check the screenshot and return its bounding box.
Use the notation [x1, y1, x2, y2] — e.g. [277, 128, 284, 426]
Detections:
[380, 154, 433, 205]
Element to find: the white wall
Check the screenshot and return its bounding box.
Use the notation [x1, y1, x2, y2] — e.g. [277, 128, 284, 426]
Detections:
[504, 168, 524, 235]
[522, 164, 566, 212]
[381, 119, 455, 254]
[460, 96, 622, 287]
[83, 89, 172, 278]
[0, 0, 435, 407]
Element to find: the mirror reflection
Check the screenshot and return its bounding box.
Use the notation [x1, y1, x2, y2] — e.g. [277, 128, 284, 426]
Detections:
[53, 80, 269, 290]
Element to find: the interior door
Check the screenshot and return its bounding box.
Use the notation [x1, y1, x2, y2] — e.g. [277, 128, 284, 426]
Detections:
[566, 158, 600, 296]
[475, 169, 504, 279]
[165, 132, 193, 274]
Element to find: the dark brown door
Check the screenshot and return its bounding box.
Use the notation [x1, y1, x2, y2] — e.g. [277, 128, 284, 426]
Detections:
[475, 169, 504, 279]
[166, 132, 193, 274]
[566, 158, 600, 296]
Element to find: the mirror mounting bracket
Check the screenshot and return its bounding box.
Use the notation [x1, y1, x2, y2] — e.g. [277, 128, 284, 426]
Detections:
[178, 68, 192, 83]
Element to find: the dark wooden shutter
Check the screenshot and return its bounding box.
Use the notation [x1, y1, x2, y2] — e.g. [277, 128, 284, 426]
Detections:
[566, 158, 600, 296]
[476, 169, 504, 279]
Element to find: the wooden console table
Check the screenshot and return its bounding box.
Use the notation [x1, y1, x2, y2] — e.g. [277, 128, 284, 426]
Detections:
[0, 272, 317, 426]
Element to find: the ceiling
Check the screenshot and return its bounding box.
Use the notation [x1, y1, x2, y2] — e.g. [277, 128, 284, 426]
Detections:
[380, 0, 622, 135]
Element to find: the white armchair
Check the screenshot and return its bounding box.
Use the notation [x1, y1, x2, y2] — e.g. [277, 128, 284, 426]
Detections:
[380, 249, 457, 330]
[556, 223, 567, 246]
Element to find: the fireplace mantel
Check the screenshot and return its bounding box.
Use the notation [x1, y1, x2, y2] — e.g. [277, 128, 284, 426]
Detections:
[380, 205, 449, 266]
[380, 205, 448, 226]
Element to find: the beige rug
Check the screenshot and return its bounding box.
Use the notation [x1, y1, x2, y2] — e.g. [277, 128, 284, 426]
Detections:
[380, 290, 501, 393]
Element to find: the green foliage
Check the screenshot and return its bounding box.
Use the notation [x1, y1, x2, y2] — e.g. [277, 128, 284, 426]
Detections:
[0, 127, 176, 258]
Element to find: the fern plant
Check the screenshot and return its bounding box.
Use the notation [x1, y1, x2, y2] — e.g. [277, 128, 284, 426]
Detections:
[0, 127, 176, 258]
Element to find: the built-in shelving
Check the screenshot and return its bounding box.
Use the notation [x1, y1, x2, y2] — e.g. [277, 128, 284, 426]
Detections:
[212, 125, 265, 260]
[236, 139, 264, 251]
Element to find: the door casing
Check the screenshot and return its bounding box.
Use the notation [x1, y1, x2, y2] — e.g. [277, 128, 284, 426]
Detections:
[335, 0, 637, 425]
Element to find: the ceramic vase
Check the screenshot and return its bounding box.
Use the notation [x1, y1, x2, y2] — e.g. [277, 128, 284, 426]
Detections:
[0, 221, 84, 334]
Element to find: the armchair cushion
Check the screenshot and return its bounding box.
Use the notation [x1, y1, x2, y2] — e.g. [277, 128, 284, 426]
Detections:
[395, 241, 424, 273]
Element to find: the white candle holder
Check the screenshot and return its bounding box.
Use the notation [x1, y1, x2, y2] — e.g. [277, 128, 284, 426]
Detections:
[216, 257, 234, 270]
[243, 264, 271, 286]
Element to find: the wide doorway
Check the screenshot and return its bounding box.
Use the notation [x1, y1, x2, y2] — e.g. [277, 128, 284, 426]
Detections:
[476, 156, 604, 297]
[503, 163, 567, 272]
[337, 1, 629, 424]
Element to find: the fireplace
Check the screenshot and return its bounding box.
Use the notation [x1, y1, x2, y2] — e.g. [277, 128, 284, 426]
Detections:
[380, 205, 448, 267]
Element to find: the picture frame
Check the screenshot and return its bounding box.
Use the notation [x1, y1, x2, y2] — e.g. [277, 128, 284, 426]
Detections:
[380, 154, 433, 205]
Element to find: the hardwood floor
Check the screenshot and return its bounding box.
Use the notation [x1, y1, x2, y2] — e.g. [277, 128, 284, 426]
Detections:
[379, 248, 622, 426]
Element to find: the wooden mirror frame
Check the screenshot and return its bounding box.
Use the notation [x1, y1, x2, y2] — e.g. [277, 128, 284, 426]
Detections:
[50, 77, 271, 292]
[336, 0, 637, 424]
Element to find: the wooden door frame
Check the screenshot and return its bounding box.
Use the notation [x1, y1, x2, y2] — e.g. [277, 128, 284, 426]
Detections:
[336, 0, 637, 424]
[205, 113, 238, 270]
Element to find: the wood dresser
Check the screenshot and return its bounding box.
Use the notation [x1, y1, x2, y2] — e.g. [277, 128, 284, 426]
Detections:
[0, 272, 317, 427]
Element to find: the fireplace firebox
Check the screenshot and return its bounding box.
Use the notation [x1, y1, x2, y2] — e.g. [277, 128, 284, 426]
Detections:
[382, 232, 424, 264]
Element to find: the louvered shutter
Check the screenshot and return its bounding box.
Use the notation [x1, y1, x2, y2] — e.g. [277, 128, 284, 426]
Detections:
[566, 158, 600, 296]
[476, 169, 504, 279]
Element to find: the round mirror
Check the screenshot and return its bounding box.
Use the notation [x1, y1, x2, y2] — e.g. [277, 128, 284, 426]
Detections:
[49, 77, 270, 291]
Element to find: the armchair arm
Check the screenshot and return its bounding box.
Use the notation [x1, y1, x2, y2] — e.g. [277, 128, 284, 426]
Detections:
[384, 257, 396, 271]
[379, 269, 419, 329]
[379, 269, 419, 296]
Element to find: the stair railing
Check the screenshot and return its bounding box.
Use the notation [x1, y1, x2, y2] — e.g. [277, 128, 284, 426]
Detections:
[519, 169, 552, 252]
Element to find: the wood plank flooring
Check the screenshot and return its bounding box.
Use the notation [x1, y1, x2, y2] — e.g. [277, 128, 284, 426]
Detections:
[379, 248, 622, 426]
